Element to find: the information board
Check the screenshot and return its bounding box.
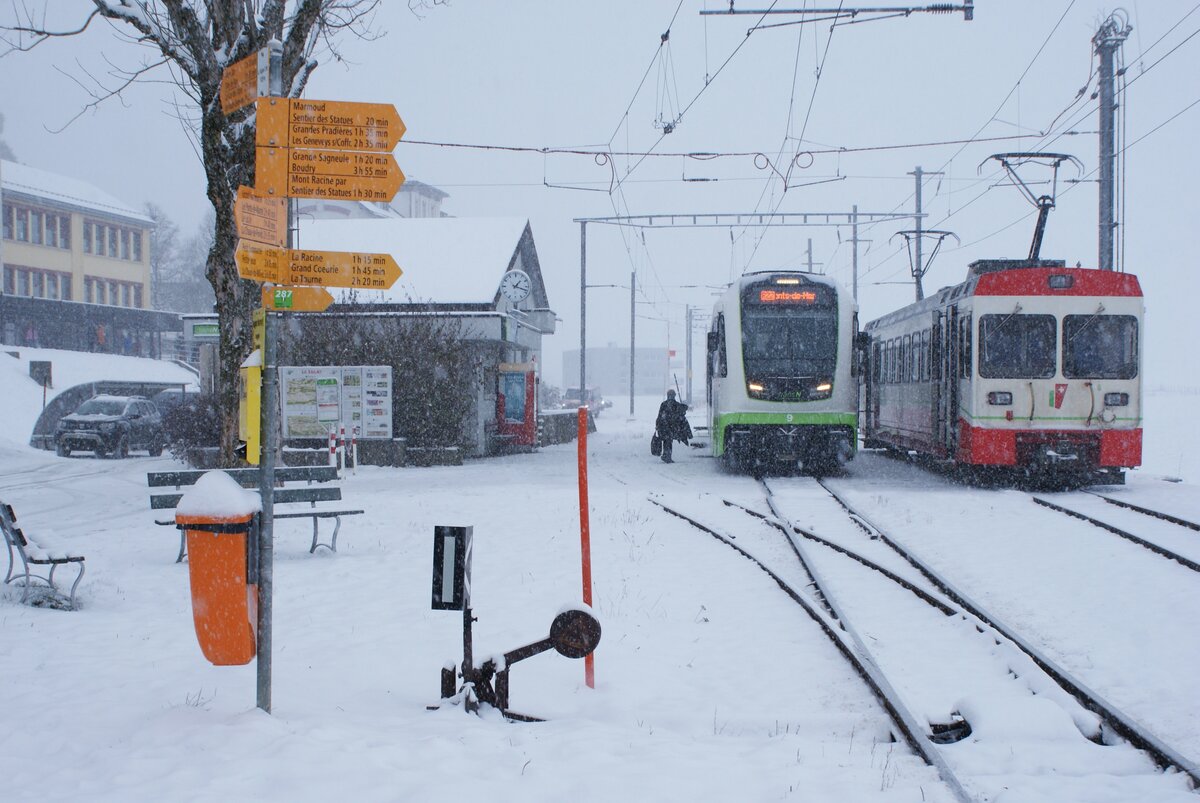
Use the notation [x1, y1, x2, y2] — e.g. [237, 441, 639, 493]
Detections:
[280, 365, 392, 439]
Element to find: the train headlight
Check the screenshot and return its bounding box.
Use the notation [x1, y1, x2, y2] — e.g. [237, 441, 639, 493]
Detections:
[1104, 392, 1129, 407]
[987, 391, 1013, 405]
[747, 381, 765, 396]
[815, 382, 832, 393]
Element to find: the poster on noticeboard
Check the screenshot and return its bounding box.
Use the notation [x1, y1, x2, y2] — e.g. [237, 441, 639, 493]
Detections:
[280, 365, 392, 439]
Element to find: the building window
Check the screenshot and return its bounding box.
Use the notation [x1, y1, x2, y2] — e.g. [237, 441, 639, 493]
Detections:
[107, 226, 118, 258]
[15, 208, 28, 241]
[60, 217, 71, 249]
[85, 277, 94, 303]
[134, 285, 143, 308]
[2, 204, 12, 239]
[83, 222, 93, 253]
[132, 231, 142, 261]
[120, 229, 130, 259]
[3, 266, 13, 294]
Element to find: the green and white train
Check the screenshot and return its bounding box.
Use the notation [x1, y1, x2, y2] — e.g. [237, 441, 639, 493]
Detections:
[705, 271, 861, 473]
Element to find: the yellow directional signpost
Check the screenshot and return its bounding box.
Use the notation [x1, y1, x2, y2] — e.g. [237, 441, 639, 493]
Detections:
[235, 242, 286, 283]
[238, 245, 402, 289]
[256, 147, 405, 201]
[235, 186, 287, 248]
[261, 286, 335, 312]
[256, 97, 405, 151]
[220, 49, 269, 115]
[286, 249, 402, 289]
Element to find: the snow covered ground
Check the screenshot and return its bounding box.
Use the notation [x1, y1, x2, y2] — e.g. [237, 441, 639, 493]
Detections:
[1, 348, 1197, 801]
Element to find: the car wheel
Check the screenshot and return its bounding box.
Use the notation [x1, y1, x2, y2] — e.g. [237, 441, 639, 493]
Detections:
[56, 441, 71, 457]
[148, 437, 164, 457]
[114, 436, 130, 459]
[94, 444, 108, 459]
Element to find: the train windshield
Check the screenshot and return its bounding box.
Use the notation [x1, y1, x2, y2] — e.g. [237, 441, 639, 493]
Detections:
[740, 283, 837, 376]
[978, 313, 1056, 378]
[1063, 314, 1138, 379]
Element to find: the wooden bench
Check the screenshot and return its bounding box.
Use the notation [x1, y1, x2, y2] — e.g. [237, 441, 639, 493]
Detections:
[1, 502, 86, 610]
[147, 466, 363, 562]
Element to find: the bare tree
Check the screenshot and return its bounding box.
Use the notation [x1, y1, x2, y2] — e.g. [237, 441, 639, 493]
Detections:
[2, 1, 382, 464]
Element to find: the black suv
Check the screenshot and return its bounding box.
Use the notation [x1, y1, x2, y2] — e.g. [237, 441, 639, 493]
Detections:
[55, 395, 165, 458]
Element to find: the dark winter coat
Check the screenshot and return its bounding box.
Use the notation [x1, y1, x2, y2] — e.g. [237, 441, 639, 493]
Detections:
[656, 398, 692, 444]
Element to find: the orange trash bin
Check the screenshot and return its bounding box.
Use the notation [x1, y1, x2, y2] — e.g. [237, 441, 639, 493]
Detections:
[175, 472, 262, 666]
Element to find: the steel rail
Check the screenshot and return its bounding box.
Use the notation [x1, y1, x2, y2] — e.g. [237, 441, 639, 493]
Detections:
[647, 495, 977, 803]
[817, 479, 1200, 788]
[724, 495, 957, 615]
[1031, 496, 1200, 574]
[1083, 491, 1200, 532]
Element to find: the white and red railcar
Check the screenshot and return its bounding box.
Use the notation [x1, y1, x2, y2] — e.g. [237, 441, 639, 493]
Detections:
[862, 259, 1142, 480]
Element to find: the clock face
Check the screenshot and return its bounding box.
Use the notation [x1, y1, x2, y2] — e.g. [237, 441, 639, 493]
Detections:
[500, 270, 532, 303]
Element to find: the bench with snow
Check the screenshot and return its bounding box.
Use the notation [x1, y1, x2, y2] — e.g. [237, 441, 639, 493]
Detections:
[147, 466, 363, 562]
[1, 502, 85, 610]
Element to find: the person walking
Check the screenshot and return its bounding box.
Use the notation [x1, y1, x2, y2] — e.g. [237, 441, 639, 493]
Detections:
[655, 389, 691, 464]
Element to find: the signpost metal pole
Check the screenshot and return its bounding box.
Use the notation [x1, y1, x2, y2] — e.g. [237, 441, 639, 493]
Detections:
[256, 37, 284, 715]
[579, 221, 586, 404]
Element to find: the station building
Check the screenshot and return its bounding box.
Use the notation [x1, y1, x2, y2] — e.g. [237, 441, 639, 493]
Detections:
[279, 216, 557, 458]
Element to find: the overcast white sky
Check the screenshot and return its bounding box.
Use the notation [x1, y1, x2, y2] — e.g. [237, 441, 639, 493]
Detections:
[2, 1, 1197, 387]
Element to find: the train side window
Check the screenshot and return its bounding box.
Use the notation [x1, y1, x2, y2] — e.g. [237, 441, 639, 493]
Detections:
[715, 314, 728, 378]
[921, 330, 931, 381]
[872, 342, 881, 382]
[888, 339, 896, 383]
[960, 316, 973, 378]
[903, 335, 912, 383]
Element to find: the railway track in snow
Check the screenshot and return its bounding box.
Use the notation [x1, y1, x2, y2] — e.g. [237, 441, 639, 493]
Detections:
[1029, 493, 1200, 573]
[1083, 491, 1200, 532]
[648, 478, 1200, 802]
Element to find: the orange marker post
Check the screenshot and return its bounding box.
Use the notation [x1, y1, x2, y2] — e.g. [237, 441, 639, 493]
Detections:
[577, 407, 595, 688]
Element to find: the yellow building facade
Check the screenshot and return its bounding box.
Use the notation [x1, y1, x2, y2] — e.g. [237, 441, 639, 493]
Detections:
[1, 159, 151, 311]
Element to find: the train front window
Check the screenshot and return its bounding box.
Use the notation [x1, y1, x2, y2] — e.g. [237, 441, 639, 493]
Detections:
[979, 313, 1056, 378]
[1063, 314, 1138, 379]
[741, 307, 838, 376]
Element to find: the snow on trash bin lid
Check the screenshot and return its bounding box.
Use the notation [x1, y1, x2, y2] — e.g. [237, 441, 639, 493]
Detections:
[175, 470, 262, 524]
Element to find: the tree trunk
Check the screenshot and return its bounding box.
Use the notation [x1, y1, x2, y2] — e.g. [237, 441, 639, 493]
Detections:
[200, 85, 259, 466]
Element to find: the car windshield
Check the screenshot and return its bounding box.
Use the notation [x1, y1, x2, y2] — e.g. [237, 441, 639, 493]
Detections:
[74, 399, 126, 416]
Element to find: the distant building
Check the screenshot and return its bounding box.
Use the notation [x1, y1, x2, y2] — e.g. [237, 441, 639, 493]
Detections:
[563, 345, 683, 399]
[0, 159, 179, 355]
[1, 159, 152, 309]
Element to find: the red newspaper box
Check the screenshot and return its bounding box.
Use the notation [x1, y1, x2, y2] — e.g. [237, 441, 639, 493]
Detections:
[175, 471, 262, 666]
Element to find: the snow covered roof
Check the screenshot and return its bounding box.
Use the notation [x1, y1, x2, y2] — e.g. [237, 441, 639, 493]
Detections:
[1, 159, 153, 225]
[296, 216, 540, 306]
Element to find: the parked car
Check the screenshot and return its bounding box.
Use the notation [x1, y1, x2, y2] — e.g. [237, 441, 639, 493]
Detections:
[561, 387, 607, 417]
[152, 386, 200, 412]
[55, 395, 165, 458]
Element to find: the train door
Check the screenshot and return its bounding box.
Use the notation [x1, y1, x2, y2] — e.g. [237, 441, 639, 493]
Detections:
[931, 311, 943, 455]
[937, 307, 960, 456]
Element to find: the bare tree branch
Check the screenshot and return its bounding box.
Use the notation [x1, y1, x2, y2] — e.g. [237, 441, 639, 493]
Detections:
[1, 7, 100, 55]
[1, 0, 396, 463]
